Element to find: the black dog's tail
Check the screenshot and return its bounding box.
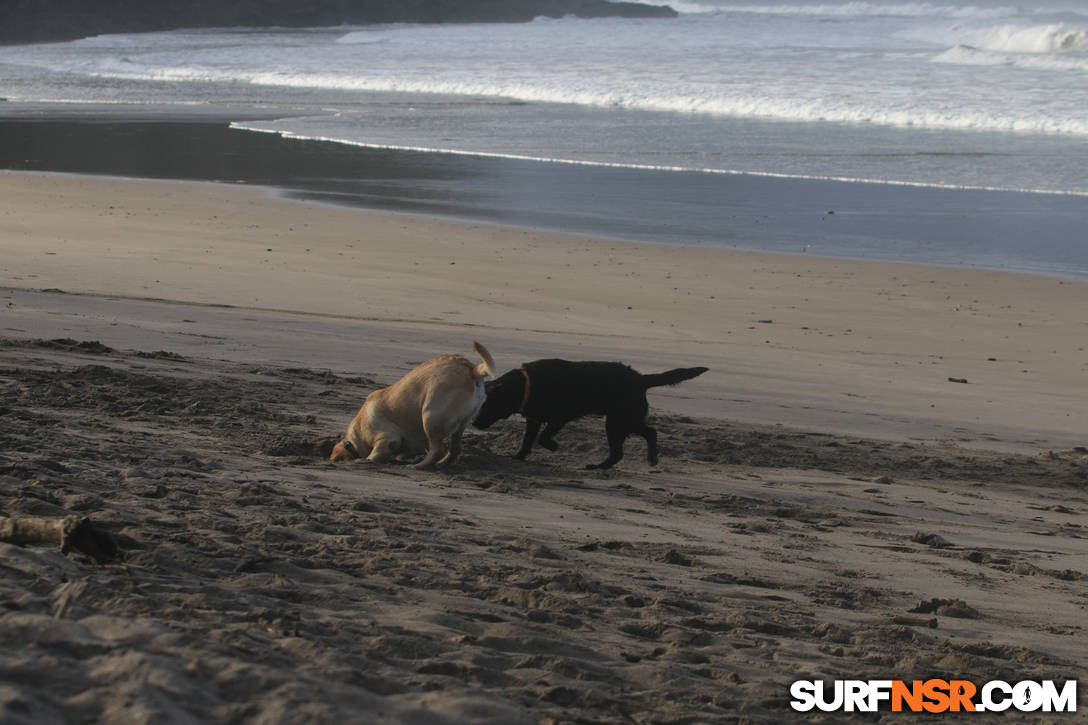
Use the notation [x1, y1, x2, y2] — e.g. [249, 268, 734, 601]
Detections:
[641, 366, 708, 389]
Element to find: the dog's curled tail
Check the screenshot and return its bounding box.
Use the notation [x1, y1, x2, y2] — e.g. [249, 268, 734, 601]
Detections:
[641, 366, 708, 389]
[472, 340, 495, 379]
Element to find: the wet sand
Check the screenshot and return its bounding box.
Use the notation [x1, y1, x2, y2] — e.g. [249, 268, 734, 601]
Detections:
[3, 113, 1088, 278]
[1, 169, 1086, 722]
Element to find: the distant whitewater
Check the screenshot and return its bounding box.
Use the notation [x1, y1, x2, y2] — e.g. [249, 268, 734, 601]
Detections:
[0, 0, 1086, 194]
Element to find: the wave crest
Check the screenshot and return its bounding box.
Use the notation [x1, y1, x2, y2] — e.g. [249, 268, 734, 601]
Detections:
[970, 23, 1088, 53]
[931, 23, 1088, 72]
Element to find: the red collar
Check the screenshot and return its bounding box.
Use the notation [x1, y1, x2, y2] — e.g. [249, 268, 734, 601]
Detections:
[519, 367, 531, 413]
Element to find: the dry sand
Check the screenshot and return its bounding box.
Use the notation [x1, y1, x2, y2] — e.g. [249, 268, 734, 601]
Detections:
[1, 171, 1085, 723]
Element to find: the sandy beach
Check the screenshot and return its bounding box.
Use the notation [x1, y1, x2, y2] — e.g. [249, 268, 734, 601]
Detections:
[1, 170, 1086, 722]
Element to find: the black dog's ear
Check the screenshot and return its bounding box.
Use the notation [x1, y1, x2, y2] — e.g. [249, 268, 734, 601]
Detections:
[484, 380, 498, 393]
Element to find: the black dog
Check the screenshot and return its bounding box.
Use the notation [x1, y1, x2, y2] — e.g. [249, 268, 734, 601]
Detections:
[473, 359, 708, 469]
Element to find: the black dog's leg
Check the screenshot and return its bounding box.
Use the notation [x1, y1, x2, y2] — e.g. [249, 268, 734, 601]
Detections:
[641, 424, 658, 466]
[514, 418, 542, 460]
[587, 417, 628, 470]
[537, 420, 568, 452]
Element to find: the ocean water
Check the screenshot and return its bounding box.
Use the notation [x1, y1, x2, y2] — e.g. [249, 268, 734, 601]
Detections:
[1, 0, 1086, 274]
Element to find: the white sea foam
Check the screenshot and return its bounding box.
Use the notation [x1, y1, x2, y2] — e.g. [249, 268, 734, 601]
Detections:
[185, 67, 1084, 137]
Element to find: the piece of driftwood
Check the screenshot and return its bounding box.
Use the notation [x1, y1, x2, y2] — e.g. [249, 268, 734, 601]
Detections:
[0, 516, 118, 563]
[892, 615, 939, 629]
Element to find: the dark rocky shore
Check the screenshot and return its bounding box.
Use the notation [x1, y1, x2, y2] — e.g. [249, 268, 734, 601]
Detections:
[0, 0, 677, 45]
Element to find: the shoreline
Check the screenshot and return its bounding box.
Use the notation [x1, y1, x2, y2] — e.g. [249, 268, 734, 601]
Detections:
[240, 126, 1088, 200]
[2, 112, 1087, 280]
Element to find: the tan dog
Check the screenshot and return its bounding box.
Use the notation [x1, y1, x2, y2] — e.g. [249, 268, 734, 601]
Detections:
[330, 341, 494, 470]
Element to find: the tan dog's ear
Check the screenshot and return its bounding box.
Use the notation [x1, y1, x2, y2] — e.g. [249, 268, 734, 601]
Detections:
[330, 441, 356, 461]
